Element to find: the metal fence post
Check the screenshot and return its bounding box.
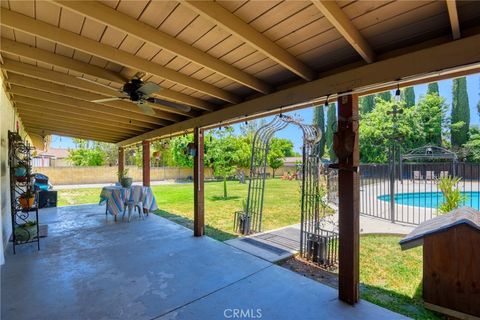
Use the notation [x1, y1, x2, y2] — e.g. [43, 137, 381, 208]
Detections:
[390, 146, 396, 223]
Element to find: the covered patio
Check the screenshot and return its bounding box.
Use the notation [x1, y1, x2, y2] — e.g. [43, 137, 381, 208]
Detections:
[1, 204, 405, 320]
[1, 0, 480, 319]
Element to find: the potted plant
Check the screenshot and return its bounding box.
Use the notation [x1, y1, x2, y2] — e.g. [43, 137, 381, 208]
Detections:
[118, 169, 132, 188]
[19, 189, 36, 210]
[14, 220, 38, 242]
[14, 161, 29, 178]
[234, 199, 251, 235]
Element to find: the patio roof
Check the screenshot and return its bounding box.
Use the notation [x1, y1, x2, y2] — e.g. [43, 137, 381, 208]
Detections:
[0, 1, 479, 144]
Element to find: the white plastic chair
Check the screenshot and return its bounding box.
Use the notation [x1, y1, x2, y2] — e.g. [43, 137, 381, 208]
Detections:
[122, 185, 144, 222]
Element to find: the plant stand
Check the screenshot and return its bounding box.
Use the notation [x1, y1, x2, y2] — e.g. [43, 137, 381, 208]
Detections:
[10, 207, 40, 254]
[8, 131, 40, 254]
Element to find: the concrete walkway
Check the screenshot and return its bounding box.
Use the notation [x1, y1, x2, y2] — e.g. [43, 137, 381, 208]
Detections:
[226, 214, 415, 262]
[1, 205, 406, 320]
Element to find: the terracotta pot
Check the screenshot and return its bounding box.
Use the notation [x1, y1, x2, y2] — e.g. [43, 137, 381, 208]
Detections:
[19, 196, 35, 210]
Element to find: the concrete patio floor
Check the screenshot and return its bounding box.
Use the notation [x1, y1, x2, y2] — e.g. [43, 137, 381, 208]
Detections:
[1, 204, 407, 320]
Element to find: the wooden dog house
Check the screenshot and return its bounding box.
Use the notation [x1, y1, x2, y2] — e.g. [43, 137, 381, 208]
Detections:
[400, 207, 480, 319]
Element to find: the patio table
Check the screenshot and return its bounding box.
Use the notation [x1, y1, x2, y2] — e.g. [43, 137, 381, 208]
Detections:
[99, 185, 158, 220]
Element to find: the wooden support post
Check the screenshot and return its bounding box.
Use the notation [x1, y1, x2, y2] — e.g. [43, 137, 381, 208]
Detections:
[142, 140, 150, 187]
[337, 94, 360, 304]
[118, 147, 124, 183]
[193, 127, 205, 237]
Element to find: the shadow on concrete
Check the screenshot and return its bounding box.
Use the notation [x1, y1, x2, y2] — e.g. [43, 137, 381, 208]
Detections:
[154, 209, 238, 242]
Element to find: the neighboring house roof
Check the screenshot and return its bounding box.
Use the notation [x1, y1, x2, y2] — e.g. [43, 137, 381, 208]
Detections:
[37, 148, 70, 159]
[399, 207, 480, 250]
[283, 157, 302, 165]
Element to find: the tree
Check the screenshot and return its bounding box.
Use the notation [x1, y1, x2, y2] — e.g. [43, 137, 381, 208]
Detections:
[360, 99, 425, 163]
[268, 138, 294, 177]
[464, 127, 480, 162]
[427, 82, 439, 95]
[67, 139, 117, 166]
[313, 105, 326, 157]
[402, 87, 415, 107]
[451, 77, 470, 147]
[416, 93, 448, 145]
[359, 94, 375, 114]
[205, 128, 243, 198]
[325, 103, 337, 162]
[68, 148, 104, 166]
[377, 90, 392, 102]
[170, 135, 194, 168]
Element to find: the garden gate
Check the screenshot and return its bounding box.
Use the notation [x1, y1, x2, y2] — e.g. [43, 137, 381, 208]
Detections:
[234, 114, 338, 266]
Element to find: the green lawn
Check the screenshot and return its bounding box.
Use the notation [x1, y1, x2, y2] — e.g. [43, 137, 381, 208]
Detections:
[360, 235, 440, 319]
[57, 179, 302, 240]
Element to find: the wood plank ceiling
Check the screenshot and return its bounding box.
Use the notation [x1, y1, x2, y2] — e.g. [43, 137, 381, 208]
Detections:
[1, 0, 480, 143]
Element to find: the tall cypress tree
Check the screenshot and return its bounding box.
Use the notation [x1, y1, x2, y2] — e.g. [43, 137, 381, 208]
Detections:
[359, 94, 375, 113]
[325, 103, 337, 162]
[451, 77, 470, 147]
[313, 105, 326, 157]
[403, 87, 415, 107]
[377, 90, 392, 102]
[427, 82, 439, 95]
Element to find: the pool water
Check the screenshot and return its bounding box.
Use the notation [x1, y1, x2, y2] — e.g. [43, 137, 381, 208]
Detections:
[378, 191, 480, 210]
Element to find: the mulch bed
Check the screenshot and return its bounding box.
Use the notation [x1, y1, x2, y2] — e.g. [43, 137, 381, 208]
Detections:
[279, 255, 338, 289]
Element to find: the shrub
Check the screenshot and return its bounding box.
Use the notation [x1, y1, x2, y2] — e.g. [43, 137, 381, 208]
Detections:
[437, 176, 466, 213]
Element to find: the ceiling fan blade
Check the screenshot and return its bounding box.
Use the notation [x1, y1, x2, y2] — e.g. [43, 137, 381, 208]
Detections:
[136, 81, 160, 97]
[136, 101, 157, 116]
[91, 97, 123, 103]
[76, 77, 120, 92]
[148, 97, 191, 113]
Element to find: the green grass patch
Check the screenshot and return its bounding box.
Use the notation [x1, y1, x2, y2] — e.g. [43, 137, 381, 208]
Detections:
[56, 179, 303, 240]
[360, 235, 440, 319]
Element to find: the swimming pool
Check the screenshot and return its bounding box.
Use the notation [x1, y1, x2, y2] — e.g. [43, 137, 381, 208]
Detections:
[378, 191, 480, 210]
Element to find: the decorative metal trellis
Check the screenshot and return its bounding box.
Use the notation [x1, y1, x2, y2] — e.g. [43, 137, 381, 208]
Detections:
[234, 114, 338, 267]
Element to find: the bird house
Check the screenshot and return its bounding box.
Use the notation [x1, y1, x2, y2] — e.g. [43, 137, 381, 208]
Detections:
[399, 207, 480, 319]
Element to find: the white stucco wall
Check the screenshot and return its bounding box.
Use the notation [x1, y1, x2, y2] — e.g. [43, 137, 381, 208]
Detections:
[0, 76, 28, 264]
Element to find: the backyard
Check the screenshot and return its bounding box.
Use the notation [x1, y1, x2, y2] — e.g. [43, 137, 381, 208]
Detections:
[55, 179, 438, 319]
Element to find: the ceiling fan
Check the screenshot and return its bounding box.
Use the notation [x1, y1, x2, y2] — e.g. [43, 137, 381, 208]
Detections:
[77, 75, 191, 115]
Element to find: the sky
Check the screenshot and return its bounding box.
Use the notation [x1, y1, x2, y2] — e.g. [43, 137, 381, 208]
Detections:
[51, 73, 480, 153]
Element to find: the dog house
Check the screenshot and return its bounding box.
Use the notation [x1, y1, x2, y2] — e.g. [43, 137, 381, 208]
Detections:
[399, 207, 480, 319]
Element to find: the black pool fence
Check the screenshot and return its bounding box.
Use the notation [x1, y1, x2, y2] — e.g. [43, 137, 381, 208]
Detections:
[328, 162, 480, 225]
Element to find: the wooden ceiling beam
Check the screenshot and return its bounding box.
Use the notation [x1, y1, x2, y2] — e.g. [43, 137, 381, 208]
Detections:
[15, 96, 154, 131]
[0, 40, 216, 112]
[118, 32, 480, 146]
[9, 85, 169, 127]
[6, 73, 190, 121]
[311, 0, 375, 63]
[20, 114, 135, 138]
[0, 8, 240, 103]
[20, 122, 128, 140]
[0, 38, 124, 83]
[446, 0, 461, 40]
[183, 1, 316, 81]
[26, 127, 119, 143]
[17, 104, 144, 135]
[52, 0, 272, 95]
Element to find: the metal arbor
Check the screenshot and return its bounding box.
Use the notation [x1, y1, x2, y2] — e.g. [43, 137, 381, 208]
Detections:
[235, 114, 338, 266]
